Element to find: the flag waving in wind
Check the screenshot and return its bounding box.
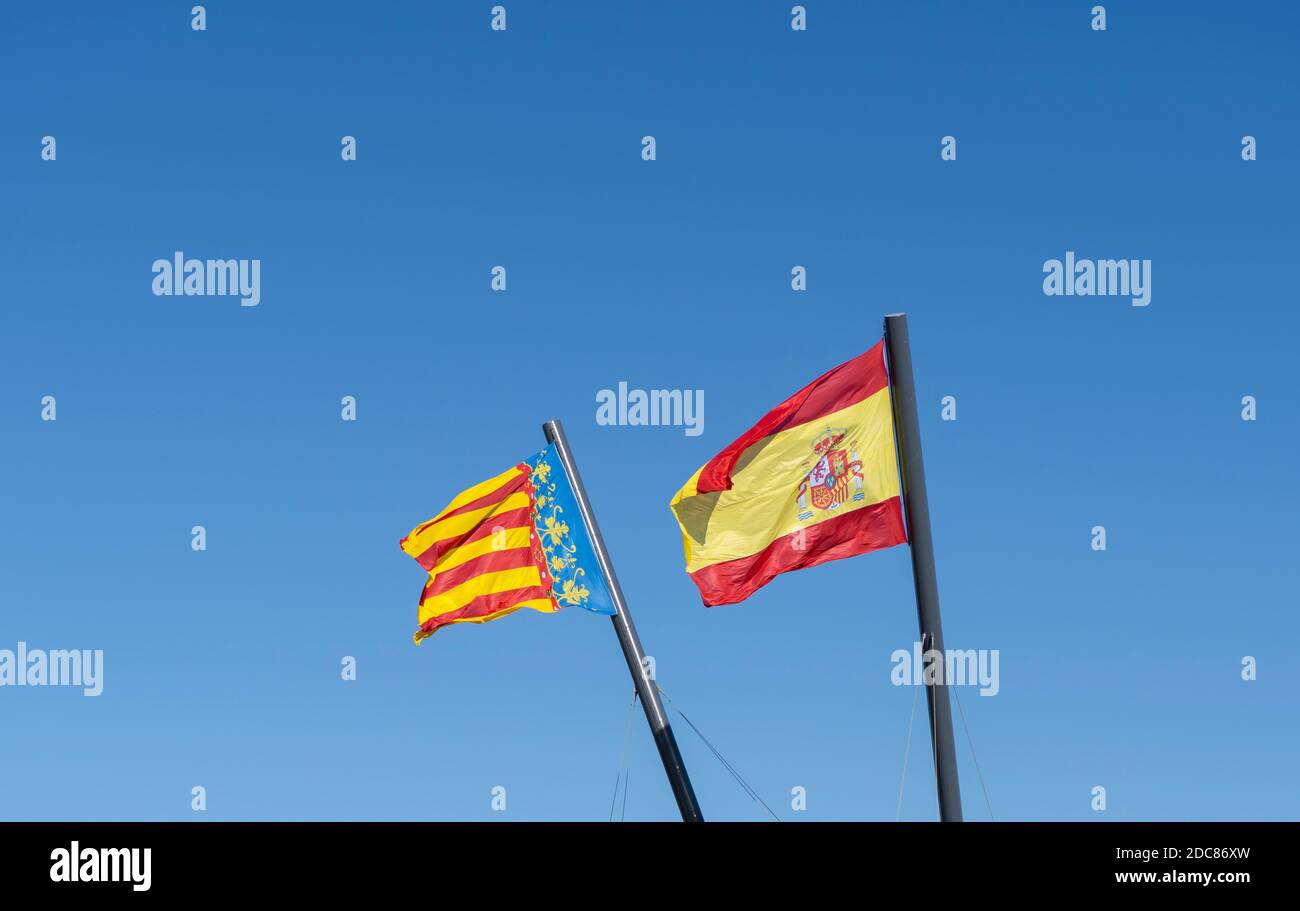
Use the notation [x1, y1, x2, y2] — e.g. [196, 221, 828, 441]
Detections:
[397, 422, 706, 820]
[669, 341, 907, 606]
[400, 444, 615, 642]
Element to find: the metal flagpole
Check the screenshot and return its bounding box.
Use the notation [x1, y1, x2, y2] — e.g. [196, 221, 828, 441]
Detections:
[542, 419, 705, 822]
[882, 313, 964, 822]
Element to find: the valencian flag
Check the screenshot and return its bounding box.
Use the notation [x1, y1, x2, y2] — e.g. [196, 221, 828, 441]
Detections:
[400, 444, 616, 642]
[669, 341, 907, 606]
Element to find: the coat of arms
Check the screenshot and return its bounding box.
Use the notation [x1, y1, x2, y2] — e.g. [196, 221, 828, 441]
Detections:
[796, 427, 866, 521]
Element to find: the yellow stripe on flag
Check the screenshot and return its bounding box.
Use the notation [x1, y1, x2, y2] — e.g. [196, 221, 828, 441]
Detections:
[400, 491, 531, 559]
[417, 565, 545, 625]
[433, 525, 533, 575]
[431, 465, 524, 521]
[413, 598, 555, 643]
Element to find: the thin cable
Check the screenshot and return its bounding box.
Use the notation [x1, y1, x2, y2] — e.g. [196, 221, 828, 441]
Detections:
[676, 706, 780, 822]
[896, 675, 921, 821]
[608, 773, 620, 822]
[609, 690, 638, 822]
[656, 684, 782, 822]
[952, 684, 995, 821]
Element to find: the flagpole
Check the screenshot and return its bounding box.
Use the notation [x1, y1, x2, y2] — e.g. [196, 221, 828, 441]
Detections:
[542, 419, 705, 822]
[883, 314, 964, 822]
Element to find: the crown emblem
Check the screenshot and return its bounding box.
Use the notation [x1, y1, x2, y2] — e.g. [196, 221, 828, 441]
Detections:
[811, 427, 847, 456]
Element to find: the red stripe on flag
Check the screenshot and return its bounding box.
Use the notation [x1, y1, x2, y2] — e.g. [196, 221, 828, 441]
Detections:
[411, 505, 533, 570]
[416, 585, 552, 637]
[420, 545, 539, 601]
[695, 342, 890, 495]
[686, 496, 906, 606]
[432, 469, 530, 524]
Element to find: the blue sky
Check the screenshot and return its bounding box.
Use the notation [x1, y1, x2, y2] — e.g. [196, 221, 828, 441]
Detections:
[1, 1, 1296, 821]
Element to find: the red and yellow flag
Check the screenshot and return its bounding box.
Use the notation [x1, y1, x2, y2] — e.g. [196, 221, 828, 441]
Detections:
[400, 463, 554, 643]
[669, 341, 907, 605]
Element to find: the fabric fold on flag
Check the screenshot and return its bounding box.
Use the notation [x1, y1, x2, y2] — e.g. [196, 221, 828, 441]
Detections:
[670, 341, 908, 606]
[400, 444, 615, 643]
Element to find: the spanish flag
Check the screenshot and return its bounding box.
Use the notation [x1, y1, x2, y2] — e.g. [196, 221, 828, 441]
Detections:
[670, 341, 907, 606]
[401, 445, 616, 643]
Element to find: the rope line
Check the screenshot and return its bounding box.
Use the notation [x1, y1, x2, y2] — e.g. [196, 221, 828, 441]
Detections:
[620, 769, 629, 822]
[896, 673, 921, 821]
[656, 684, 782, 822]
[952, 684, 995, 821]
[608, 690, 638, 822]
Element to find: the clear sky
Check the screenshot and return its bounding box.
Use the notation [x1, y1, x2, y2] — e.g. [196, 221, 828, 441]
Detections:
[1, 1, 1296, 821]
